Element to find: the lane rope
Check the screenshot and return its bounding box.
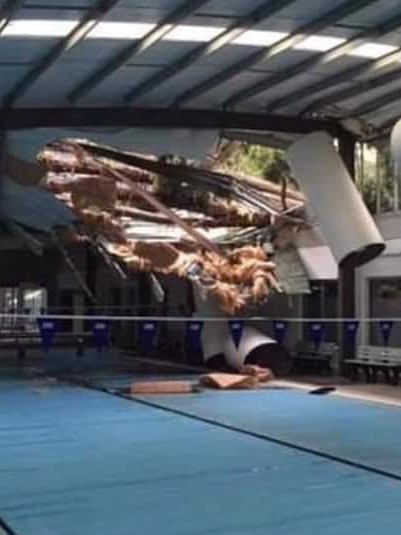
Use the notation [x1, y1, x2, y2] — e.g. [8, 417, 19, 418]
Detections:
[1, 313, 401, 323]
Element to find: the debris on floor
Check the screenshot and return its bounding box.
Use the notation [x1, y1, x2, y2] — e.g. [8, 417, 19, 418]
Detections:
[240, 364, 275, 382]
[199, 372, 259, 390]
[37, 138, 308, 315]
[128, 380, 200, 395]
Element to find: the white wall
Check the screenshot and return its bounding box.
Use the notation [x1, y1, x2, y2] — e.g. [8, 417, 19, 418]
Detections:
[356, 211, 401, 344]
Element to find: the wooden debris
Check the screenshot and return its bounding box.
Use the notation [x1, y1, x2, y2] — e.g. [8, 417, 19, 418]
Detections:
[240, 364, 275, 383]
[37, 138, 307, 315]
[199, 373, 259, 390]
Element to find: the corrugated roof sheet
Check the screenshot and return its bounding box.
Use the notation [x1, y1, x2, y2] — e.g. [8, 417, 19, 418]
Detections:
[0, 177, 75, 233]
[0, 0, 400, 136]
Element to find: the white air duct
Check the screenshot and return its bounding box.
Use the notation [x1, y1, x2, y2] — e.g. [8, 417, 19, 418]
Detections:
[223, 326, 276, 369]
[192, 282, 291, 376]
[287, 131, 384, 268]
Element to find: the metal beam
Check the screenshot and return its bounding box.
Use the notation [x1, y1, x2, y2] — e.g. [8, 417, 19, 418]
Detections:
[0, 106, 345, 136]
[228, 5, 401, 109]
[122, 0, 296, 104]
[0, 0, 23, 34]
[69, 0, 210, 103]
[352, 86, 401, 118]
[171, 0, 378, 108]
[297, 48, 401, 115]
[2, 0, 122, 108]
[303, 66, 401, 117]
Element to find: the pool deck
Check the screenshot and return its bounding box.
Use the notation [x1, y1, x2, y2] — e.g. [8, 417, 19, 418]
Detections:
[281, 375, 401, 408]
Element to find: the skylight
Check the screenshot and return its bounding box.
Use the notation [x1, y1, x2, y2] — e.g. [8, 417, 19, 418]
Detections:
[349, 42, 398, 59]
[2, 19, 77, 37]
[165, 24, 224, 42]
[1, 19, 399, 63]
[87, 22, 156, 39]
[233, 30, 288, 47]
[295, 35, 346, 52]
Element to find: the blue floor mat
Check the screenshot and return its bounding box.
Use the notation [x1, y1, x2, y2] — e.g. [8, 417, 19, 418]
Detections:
[131, 387, 401, 477]
[1, 382, 401, 535]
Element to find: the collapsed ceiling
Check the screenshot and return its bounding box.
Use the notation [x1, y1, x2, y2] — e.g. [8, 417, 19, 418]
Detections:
[37, 138, 309, 314]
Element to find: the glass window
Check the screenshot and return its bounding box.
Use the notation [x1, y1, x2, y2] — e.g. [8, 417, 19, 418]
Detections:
[356, 142, 398, 214]
[303, 281, 338, 342]
[369, 278, 401, 347]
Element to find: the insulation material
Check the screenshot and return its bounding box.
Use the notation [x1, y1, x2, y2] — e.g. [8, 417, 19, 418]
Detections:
[199, 373, 259, 390]
[37, 138, 306, 315]
[287, 131, 385, 268]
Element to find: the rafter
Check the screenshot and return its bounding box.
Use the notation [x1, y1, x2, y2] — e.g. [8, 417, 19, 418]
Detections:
[171, 0, 378, 108]
[122, 0, 296, 104]
[228, 4, 401, 109]
[297, 48, 401, 115]
[352, 87, 401, 118]
[69, 0, 210, 103]
[2, 0, 122, 107]
[0, 106, 345, 137]
[0, 0, 23, 34]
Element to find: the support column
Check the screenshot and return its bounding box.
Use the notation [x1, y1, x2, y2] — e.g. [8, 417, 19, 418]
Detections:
[338, 132, 356, 369]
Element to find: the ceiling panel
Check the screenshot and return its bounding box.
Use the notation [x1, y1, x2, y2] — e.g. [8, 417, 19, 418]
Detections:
[342, 0, 401, 28]
[271, 0, 361, 25]
[364, 101, 401, 125]
[274, 80, 356, 113]
[332, 79, 401, 112]
[194, 0, 270, 18]
[0, 65, 32, 99]
[154, 68, 272, 108]
[124, 40, 202, 65]
[78, 65, 161, 105]
[22, 0, 98, 7]
[0, 38, 56, 63]
[57, 39, 137, 63]
[15, 7, 86, 19]
[16, 62, 160, 106]
[243, 71, 324, 107]
[116, 0, 183, 8]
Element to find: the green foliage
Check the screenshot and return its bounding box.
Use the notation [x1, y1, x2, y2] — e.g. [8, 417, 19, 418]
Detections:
[216, 141, 295, 186]
[356, 144, 395, 214]
[216, 140, 397, 215]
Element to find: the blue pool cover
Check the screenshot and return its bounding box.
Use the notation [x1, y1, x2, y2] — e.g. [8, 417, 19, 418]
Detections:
[132, 387, 401, 478]
[1, 380, 401, 534]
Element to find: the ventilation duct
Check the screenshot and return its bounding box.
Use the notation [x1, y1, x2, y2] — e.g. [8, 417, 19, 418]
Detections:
[287, 131, 384, 268]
